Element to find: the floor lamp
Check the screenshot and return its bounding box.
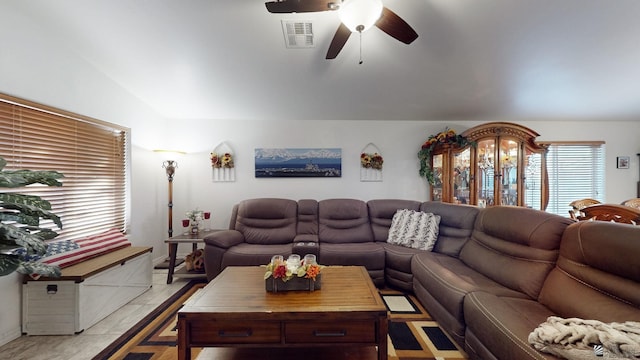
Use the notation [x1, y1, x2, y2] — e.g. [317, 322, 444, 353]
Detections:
[154, 157, 184, 269]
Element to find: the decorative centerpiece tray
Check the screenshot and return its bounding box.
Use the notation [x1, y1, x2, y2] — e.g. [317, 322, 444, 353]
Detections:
[264, 254, 322, 292]
[265, 274, 321, 292]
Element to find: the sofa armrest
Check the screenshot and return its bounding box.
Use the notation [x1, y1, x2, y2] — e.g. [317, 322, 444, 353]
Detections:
[203, 230, 244, 249]
[294, 234, 318, 243]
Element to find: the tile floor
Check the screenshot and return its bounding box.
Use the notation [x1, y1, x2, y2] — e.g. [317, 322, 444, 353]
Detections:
[0, 269, 190, 360]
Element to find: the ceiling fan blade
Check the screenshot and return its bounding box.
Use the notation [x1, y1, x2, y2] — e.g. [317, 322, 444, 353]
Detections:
[265, 0, 339, 13]
[375, 7, 418, 44]
[325, 22, 351, 59]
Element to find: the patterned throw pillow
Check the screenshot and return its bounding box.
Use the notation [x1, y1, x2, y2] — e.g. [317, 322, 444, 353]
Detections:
[387, 209, 441, 251]
[387, 209, 413, 247]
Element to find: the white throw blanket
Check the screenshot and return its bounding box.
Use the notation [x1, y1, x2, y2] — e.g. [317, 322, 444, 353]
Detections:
[528, 316, 640, 359]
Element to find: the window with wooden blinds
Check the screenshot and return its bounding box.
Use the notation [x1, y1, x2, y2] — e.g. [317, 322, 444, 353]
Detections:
[0, 94, 130, 240]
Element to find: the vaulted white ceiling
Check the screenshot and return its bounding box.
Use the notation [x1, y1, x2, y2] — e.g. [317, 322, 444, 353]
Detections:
[8, 0, 640, 121]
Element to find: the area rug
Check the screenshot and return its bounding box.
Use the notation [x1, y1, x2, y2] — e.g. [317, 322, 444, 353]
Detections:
[93, 283, 467, 360]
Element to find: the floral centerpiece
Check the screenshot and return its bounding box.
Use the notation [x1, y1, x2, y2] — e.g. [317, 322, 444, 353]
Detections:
[186, 209, 203, 234]
[264, 255, 323, 292]
[360, 152, 384, 170]
[210, 152, 234, 168]
[418, 128, 473, 184]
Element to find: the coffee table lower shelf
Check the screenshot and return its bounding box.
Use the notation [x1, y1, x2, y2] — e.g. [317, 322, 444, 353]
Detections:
[177, 266, 388, 360]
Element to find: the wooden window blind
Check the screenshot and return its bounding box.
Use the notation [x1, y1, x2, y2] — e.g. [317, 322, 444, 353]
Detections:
[0, 94, 130, 240]
[541, 141, 606, 216]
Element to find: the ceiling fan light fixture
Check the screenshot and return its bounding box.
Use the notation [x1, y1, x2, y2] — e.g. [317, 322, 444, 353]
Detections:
[338, 0, 383, 33]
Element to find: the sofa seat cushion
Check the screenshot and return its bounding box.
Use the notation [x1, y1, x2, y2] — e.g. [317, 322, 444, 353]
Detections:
[221, 243, 293, 268]
[319, 242, 386, 287]
[412, 251, 530, 345]
[382, 242, 423, 274]
[464, 291, 556, 360]
[319, 242, 385, 269]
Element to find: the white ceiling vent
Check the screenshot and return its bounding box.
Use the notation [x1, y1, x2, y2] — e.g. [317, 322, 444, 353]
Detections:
[281, 20, 314, 49]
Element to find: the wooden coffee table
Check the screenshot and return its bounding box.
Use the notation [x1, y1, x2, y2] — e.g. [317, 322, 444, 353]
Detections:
[177, 266, 388, 360]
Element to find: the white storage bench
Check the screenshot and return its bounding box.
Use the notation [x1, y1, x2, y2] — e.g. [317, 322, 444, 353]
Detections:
[22, 246, 152, 335]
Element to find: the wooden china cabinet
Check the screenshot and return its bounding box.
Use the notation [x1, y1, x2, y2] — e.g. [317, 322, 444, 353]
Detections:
[429, 122, 549, 210]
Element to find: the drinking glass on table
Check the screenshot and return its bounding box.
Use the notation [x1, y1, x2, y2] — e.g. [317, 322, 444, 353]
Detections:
[181, 219, 190, 235]
[303, 254, 317, 266]
[286, 254, 301, 271]
[271, 255, 284, 266]
[203, 211, 211, 230]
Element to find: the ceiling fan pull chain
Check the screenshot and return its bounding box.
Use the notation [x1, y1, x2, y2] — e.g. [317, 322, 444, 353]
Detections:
[358, 27, 363, 65]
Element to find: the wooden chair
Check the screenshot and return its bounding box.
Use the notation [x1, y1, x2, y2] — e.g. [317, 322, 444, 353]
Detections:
[577, 204, 640, 225]
[621, 198, 640, 210]
[568, 198, 601, 219]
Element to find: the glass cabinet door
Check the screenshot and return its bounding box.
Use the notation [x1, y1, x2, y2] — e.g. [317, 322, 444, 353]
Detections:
[453, 147, 471, 204]
[523, 147, 543, 210]
[431, 153, 444, 201]
[499, 139, 519, 206]
[476, 139, 496, 207]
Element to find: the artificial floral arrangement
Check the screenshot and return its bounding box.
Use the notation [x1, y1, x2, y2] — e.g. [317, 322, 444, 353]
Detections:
[185, 209, 203, 222]
[360, 152, 384, 170]
[264, 255, 323, 282]
[417, 128, 474, 184]
[210, 152, 234, 168]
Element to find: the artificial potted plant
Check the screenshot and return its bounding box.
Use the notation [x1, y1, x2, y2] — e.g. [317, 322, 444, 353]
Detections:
[0, 156, 63, 277]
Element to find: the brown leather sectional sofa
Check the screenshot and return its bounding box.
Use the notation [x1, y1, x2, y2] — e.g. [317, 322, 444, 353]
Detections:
[203, 198, 640, 360]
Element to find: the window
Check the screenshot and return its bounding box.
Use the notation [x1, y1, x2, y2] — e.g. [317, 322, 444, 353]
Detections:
[544, 142, 605, 216]
[0, 93, 130, 240]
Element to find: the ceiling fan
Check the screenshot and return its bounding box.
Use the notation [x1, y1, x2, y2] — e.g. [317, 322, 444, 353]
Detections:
[265, 0, 418, 60]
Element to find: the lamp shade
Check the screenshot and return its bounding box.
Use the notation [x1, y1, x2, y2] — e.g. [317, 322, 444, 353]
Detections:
[153, 149, 186, 161]
[338, 0, 383, 33]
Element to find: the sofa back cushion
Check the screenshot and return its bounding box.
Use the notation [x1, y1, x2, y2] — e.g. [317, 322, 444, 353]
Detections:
[460, 206, 573, 299]
[367, 199, 421, 242]
[420, 201, 480, 257]
[318, 199, 373, 244]
[539, 221, 640, 322]
[233, 198, 298, 245]
[297, 199, 319, 236]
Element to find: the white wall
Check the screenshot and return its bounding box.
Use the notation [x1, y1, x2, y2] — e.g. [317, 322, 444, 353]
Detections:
[163, 119, 640, 235]
[0, 5, 168, 346]
[1, 3, 640, 348]
[163, 119, 434, 231]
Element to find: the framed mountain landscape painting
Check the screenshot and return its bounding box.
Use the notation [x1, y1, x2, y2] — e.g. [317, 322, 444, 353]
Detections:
[255, 148, 342, 178]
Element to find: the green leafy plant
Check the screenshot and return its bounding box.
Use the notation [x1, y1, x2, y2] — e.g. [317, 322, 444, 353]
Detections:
[0, 157, 64, 277]
[418, 128, 474, 184]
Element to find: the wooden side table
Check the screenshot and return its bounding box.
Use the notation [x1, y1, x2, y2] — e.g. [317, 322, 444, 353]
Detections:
[164, 229, 223, 284]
